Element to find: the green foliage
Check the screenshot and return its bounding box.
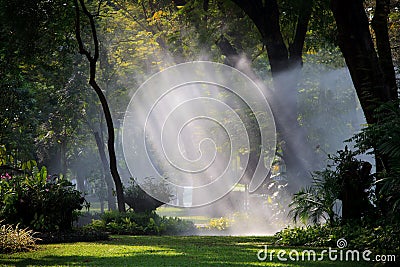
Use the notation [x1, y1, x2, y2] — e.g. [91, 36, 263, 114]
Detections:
[0, 221, 39, 254]
[124, 177, 172, 212]
[205, 217, 232, 231]
[351, 101, 400, 216]
[275, 222, 400, 255]
[289, 166, 341, 225]
[275, 225, 335, 246]
[289, 168, 340, 224]
[0, 81, 38, 164]
[84, 210, 196, 235]
[0, 166, 86, 232]
[289, 147, 374, 224]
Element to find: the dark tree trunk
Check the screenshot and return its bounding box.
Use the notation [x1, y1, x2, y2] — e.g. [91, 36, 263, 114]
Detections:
[89, 78, 125, 212]
[372, 0, 397, 100]
[231, 0, 316, 192]
[330, 0, 398, 214]
[94, 131, 117, 211]
[330, 0, 392, 124]
[74, 0, 125, 212]
[289, 0, 313, 67]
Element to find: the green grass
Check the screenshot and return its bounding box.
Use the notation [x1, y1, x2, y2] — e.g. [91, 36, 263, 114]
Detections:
[0, 236, 374, 266]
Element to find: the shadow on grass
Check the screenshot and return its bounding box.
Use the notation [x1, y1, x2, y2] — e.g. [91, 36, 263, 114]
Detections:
[0, 236, 373, 267]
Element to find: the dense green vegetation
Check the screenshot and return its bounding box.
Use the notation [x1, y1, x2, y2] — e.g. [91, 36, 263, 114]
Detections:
[83, 210, 196, 235]
[0, 165, 85, 232]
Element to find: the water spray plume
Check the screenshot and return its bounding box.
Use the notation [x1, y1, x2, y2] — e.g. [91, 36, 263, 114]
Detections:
[122, 61, 276, 207]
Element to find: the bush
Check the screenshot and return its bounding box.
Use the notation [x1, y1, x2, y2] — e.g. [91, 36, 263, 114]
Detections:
[0, 166, 86, 232]
[84, 210, 196, 235]
[289, 147, 374, 224]
[124, 177, 173, 213]
[206, 217, 232, 231]
[274, 222, 400, 255]
[0, 221, 39, 254]
[351, 101, 400, 219]
[275, 224, 338, 247]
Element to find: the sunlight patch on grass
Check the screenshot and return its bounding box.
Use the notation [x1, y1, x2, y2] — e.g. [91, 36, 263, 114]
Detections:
[0, 236, 374, 267]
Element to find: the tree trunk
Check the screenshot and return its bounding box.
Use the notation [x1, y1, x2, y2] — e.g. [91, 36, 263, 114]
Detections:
[330, 0, 392, 124]
[74, 0, 125, 212]
[89, 78, 126, 212]
[94, 131, 117, 211]
[330, 0, 398, 214]
[372, 0, 397, 100]
[231, 0, 317, 192]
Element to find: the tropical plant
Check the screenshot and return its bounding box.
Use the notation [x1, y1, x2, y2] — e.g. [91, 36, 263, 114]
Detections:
[289, 147, 375, 224]
[352, 101, 400, 216]
[275, 220, 400, 254]
[0, 165, 86, 232]
[289, 168, 340, 225]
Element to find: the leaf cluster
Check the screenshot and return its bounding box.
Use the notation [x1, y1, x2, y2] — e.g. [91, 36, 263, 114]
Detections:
[0, 165, 86, 232]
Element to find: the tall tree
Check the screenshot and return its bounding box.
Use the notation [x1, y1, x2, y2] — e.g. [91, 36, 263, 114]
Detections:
[330, 0, 397, 124]
[74, 0, 125, 212]
[330, 0, 399, 213]
[230, 0, 317, 191]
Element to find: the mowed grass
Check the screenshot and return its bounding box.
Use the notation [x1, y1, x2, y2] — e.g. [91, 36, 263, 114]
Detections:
[0, 236, 373, 267]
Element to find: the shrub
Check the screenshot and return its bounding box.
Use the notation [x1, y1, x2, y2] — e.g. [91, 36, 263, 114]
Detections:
[289, 147, 374, 224]
[289, 169, 340, 225]
[351, 101, 400, 219]
[84, 210, 196, 235]
[275, 224, 338, 247]
[124, 177, 173, 213]
[206, 217, 232, 231]
[0, 221, 39, 254]
[0, 166, 86, 232]
[274, 222, 400, 255]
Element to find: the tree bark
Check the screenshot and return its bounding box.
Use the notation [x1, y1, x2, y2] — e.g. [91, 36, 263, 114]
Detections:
[74, 0, 125, 212]
[372, 0, 397, 99]
[330, 0, 392, 124]
[331, 0, 399, 214]
[231, 0, 317, 191]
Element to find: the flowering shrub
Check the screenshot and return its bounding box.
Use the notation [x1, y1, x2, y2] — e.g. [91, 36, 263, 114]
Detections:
[0, 166, 85, 232]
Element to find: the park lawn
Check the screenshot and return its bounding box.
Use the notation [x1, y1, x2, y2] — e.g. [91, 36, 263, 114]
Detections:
[0, 235, 373, 267]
